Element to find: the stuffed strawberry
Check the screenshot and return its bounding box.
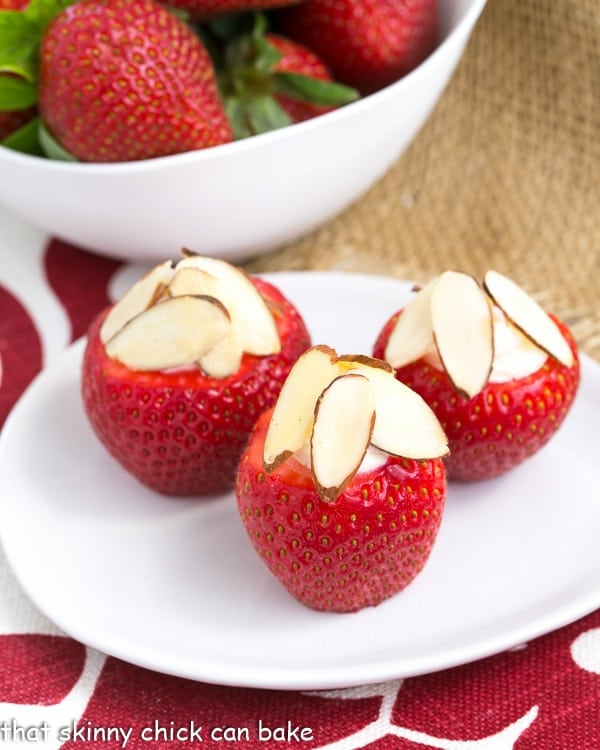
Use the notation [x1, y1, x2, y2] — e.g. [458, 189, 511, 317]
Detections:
[276, 0, 439, 95]
[236, 346, 448, 612]
[373, 270, 581, 481]
[217, 15, 358, 138]
[81, 253, 311, 496]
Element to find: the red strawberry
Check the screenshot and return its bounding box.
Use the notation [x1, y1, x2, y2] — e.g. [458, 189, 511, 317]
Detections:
[0, 0, 29, 7]
[218, 16, 358, 137]
[81, 256, 311, 496]
[38, 0, 232, 162]
[276, 0, 439, 95]
[235, 346, 448, 612]
[373, 271, 581, 482]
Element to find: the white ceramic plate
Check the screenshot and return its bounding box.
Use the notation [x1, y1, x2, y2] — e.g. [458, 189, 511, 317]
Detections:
[1, 271, 599, 690]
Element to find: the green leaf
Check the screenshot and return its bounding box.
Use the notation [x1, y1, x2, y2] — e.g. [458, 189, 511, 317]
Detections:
[0, 10, 30, 43]
[273, 73, 360, 107]
[253, 34, 282, 73]
[0, 12, 39, 82]
[0, 74, 36, 110]
[225, 97, 252, 140]
[250, 10, 268, 42]
[0, 0, 77, 84]
[1, 114, 43, 155]
[246, 94, 291, 135]
[23, 0, 77, 27]
[38, 119, 78, 161]
[225, 94, 291, 139]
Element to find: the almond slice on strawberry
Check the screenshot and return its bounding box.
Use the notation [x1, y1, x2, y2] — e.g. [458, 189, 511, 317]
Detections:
[235, 346, 448, 613]
[81, 253, 311, 496]
[373, 270, 581, 481]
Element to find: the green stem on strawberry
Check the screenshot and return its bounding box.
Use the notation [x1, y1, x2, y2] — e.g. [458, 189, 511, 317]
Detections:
[0, 0, 76, 87]
[218, 11, 359, 139]
[272, 72, 360, 108]
[225, 91, 290, 139]
[0, 0, 77, 152]
[0, 69, 36, 108]
[38, 118, 77, 159]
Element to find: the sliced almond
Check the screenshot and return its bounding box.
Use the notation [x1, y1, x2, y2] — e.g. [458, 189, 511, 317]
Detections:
[310, 374, 375, 503]
[483, 270, 574, 367]
[341, 357, 449, 459]
[176, 255, 280, 356]
[263, 345, 339, 471]
[337, 353, 394, 374]
[100, 260, 174, 343]
[169, 267, 238, 377]
[198, 327, 243, 378]
[105, 295, 230, 371]
[168, 266, 222, 299]
[431, 270, 494, 398]
[383, 278, 438, 368]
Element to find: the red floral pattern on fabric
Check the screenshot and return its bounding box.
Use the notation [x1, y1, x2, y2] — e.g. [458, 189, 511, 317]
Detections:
[61, 657, 380, 749]
[0, 635, 86, 705]
[362, 739, 437, 750]
[392, 610, 600, 747]
[0, 284, 42, 425]
[44, 238, 123, 342]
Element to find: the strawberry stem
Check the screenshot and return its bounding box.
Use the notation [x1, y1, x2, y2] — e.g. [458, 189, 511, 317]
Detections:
[273, 72, 358, 107]
[219, 11, 358, 139]
[0, 0, 77, 108]
[38, 119, 78, 160]
[0, 72, 36, 109]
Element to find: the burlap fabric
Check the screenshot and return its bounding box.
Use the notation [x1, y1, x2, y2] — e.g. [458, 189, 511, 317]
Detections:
[247, 0, 600, 360]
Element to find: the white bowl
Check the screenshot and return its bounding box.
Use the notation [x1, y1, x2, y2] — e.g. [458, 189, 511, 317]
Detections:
[0, 0, 487, 263]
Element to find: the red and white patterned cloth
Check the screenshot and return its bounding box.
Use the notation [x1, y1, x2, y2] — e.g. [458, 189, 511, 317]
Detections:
[1, 204, 599, 749]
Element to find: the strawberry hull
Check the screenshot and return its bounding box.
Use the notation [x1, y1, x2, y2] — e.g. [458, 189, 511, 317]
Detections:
[373, 312, 581, 481]
[81, 277, 311, 496]
[236, 408, 446, 613]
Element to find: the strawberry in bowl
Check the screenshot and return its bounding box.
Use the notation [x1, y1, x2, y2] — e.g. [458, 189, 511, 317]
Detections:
[276, 0, 439, 95]
[373, 270, 581, 481]
[0, 0, 234, 162]
[236, 345, 448, 613]
[81, 253, 311, 496]
[216, 15, 359, 138]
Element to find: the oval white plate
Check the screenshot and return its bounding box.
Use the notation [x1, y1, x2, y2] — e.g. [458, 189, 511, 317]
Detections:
[1, 271, 599, 690]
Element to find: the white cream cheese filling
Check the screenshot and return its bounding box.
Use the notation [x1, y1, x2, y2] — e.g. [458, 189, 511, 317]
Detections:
[293, 441, 390, 475]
